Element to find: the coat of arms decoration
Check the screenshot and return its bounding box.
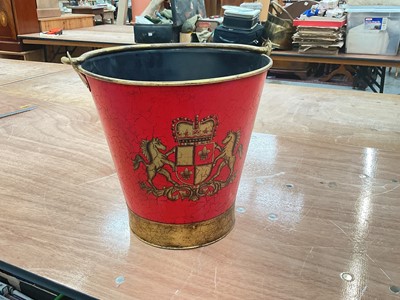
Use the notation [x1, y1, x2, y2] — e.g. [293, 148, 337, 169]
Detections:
[133, 115, 242, 201]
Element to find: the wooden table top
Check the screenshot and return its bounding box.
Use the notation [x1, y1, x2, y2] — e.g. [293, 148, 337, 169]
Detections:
[70, 5, 104, 12]
[38, 13, 96, 22]
[1, 58, 400, 299]
[271, 50, 400, 68]
[19, 25, 135, 48]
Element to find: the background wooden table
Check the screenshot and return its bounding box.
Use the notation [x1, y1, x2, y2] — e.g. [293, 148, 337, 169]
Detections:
[1, 59, 400, 299]
[270, 51, 400, 68]
[270, 51, 400, 93]
[19, 25, 134, 48]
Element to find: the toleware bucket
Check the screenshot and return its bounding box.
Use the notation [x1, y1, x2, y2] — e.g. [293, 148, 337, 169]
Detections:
[63, 43, 272, 249]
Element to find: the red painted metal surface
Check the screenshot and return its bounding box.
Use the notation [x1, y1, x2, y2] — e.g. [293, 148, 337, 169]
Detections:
[87, 71, 267, 224]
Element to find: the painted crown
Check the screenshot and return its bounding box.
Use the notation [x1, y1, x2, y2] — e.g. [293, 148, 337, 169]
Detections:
[172, 115, 218, 145]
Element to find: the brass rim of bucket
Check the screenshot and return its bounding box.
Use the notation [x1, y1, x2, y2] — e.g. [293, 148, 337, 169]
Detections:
[66, 43, 273, 87]
[129, 205, 235, 249]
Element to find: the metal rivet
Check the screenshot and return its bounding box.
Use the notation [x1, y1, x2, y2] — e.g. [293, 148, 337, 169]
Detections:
[268, 213, 278, 221]
[236, 206, 246, 213]
[390, 285, 400, 294]
[359, 174, 369, 179]
[340, 272, 354, 282]
[285, 183, 294, 188]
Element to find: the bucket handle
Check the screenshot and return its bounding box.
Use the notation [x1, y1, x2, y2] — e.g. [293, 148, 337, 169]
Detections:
[61, 52, 91, 91]
[264, 39, 277, 54]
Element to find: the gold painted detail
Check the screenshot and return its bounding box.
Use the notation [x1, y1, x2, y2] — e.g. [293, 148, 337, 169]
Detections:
[0, 11, 7, 27]
[129, 205, 235, 249]
[133, 115, 243, 201]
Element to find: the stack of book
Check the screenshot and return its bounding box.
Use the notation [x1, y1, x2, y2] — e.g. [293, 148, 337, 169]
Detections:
[213, 6, 264, 46]
[222, 6, 261, 30]
[292, 16, 346, 54]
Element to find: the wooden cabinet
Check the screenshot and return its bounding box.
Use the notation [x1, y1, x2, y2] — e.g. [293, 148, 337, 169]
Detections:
[38, 14, 94, 32]
[0, 0, 40, 51]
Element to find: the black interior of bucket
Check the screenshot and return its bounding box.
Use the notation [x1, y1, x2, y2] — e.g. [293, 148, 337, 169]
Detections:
[80, 48, 270, 82]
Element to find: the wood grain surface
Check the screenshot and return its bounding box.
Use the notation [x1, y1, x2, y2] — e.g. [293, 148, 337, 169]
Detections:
[19, 25, 135, 48]
[38, 14, 95, 32]
[270, 51, 400, 68]
[1, 58, 400, 299]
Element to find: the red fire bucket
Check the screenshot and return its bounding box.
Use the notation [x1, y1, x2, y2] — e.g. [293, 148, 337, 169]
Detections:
[63, 43, 272, 249]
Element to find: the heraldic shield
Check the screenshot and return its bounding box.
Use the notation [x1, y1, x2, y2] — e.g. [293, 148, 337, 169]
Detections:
[176, 143, 215, 185]
[133, 115, 243, 201]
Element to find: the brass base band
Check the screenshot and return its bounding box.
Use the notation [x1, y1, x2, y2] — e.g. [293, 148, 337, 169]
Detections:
[129, 205, 235, 249]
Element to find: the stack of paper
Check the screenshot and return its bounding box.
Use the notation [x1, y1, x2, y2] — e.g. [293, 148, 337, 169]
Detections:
[292, 15, 346, 54]
[292, 25, 345, 54]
